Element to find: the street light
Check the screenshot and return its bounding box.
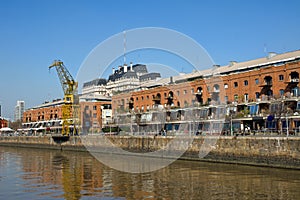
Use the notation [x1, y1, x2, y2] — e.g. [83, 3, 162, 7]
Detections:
[286, 113, 289, 137]
[230, 114, 233, 136]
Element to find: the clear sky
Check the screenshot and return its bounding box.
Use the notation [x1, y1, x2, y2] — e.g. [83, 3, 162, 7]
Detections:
[0, 0, 300, 120]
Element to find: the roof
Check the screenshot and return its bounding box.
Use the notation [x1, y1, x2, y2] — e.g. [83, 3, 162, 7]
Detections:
[80, 93, 112, 101]
[108, 71, 138, 81]
[132, 64, 148, 74]
[215, 50, 300, 75]
[139, 72, 161, 82]
[83, 78, 107, 87]
[27, 99, 65, 110]
[139, 49, 300, 88]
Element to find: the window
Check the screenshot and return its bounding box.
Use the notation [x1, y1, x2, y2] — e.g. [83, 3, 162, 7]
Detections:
[136, 97, 138, 101]
[141, 96, 144, 100]
[244, 93, 249, 102]
[93, 105, 97, 110]
[213, 84, 220, 92]
[184, 101, 188, 107]
[93, 113, 97, 118]
[297, 101, 300, 110]
[207, 86, 210, 92]
[146, 96, 149, 100]
[191, 89, 194, 94]
[224, 84, 228, 89]
[177, 91, 180, 96]
[279, 75, 284, 81]
[225, 96, 228, 103]
[244, 80, 248, 86]
[184, 90, 187, 94]
[164, 93, 167, 97]
[279, 89, 284, 96]
[255, 79, 259, 85]
[234, 82, 238, 88]
[255, 92, 260, 99]
[292, 87, 299, 97]
[234, 94, 238, 102]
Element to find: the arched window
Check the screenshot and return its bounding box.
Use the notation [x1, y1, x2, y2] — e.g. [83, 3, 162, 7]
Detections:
[213, 84, 220, 92]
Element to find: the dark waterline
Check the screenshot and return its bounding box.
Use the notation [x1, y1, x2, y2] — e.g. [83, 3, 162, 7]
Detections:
[0, 146, 300, 200]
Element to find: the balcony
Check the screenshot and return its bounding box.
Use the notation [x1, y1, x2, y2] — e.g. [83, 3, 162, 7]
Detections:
[259, 82, 272, 87]
[290, 78, 299, 83]
[152, 96, 161, 101]
[195, 91, 203, 95]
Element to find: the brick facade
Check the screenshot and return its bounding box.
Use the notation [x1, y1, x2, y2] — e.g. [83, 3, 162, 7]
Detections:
[0, 118, 8, 128]
[23, 102, 63, 123]
[112, 58, 300, 115]
[80, 101, 111, 132]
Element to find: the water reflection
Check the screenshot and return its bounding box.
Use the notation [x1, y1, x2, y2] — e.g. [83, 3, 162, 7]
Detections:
[0, 146, 300, 199]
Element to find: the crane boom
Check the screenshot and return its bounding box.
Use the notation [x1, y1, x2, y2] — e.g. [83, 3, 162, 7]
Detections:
[49, 60, 77, 96]
[49, 60, 79, 136]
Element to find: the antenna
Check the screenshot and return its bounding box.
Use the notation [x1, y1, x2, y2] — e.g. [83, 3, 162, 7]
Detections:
[123, 30, 126, 65]
[264, 43, 267, 55]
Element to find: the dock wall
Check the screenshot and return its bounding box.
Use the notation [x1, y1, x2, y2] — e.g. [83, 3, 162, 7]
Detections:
[1, 136, 300, 169]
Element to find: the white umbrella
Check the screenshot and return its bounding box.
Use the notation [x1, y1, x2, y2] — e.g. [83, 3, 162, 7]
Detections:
[0, 127, 14, 132]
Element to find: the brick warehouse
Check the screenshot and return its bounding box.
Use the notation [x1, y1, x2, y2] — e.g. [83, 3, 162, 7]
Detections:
[112, 50, 300, 134]
[22, 99, 111, 135]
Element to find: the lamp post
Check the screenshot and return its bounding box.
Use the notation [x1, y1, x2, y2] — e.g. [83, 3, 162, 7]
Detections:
[230, 114, 233, 136]
[286, 113, 289, 137]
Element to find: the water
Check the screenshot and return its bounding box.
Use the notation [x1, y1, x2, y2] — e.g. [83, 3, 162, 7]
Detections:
[0, 147, 300, 200]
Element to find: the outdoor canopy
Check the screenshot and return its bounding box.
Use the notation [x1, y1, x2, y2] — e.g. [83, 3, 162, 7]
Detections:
[0, 127, 14, 132]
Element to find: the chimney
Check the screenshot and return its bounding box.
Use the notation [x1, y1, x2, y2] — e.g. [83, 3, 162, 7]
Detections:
[229, 61, 237, 67]
[169, 76, 174, 84]
[112, 67, 115, 74]
[267, 52, 277, 59]
[124, 64, 128, 72]
[130, 62, 133, 71]
[213, 64, 220, 69]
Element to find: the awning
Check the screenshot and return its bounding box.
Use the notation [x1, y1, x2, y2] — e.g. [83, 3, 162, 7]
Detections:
[0, 127, 14, 132]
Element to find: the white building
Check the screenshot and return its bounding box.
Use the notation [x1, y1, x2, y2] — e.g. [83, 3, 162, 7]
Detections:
[14, 100, 25, 121]
[81, 63, 161, 98]
[106, 63, 161, 94]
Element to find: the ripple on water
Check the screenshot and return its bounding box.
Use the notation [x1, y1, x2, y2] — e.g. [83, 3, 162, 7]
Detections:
[0, 147, 300, 200]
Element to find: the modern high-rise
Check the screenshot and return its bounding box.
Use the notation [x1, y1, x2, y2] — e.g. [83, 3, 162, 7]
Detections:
[14, 100, 25, 121]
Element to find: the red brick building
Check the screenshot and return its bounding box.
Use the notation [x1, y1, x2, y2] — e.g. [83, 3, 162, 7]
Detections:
[112, 50, 300, 134]
[23, 99, 64, 123]
[22, 99, 111, 135]
[0, 117, 8, 128]
[80, 101, 112, 133]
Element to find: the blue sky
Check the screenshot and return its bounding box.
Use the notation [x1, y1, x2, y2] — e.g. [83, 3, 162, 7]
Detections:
[0, 0, 300, 119]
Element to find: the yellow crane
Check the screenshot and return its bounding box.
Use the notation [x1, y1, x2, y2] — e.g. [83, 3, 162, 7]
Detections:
[49, 60, 79, 136]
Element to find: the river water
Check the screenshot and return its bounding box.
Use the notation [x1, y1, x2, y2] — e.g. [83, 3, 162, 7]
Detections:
[0, 146, 300, 200]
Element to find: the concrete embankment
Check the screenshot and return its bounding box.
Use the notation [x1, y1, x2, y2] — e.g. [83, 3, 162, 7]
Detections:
[1, 136, 300, 169]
